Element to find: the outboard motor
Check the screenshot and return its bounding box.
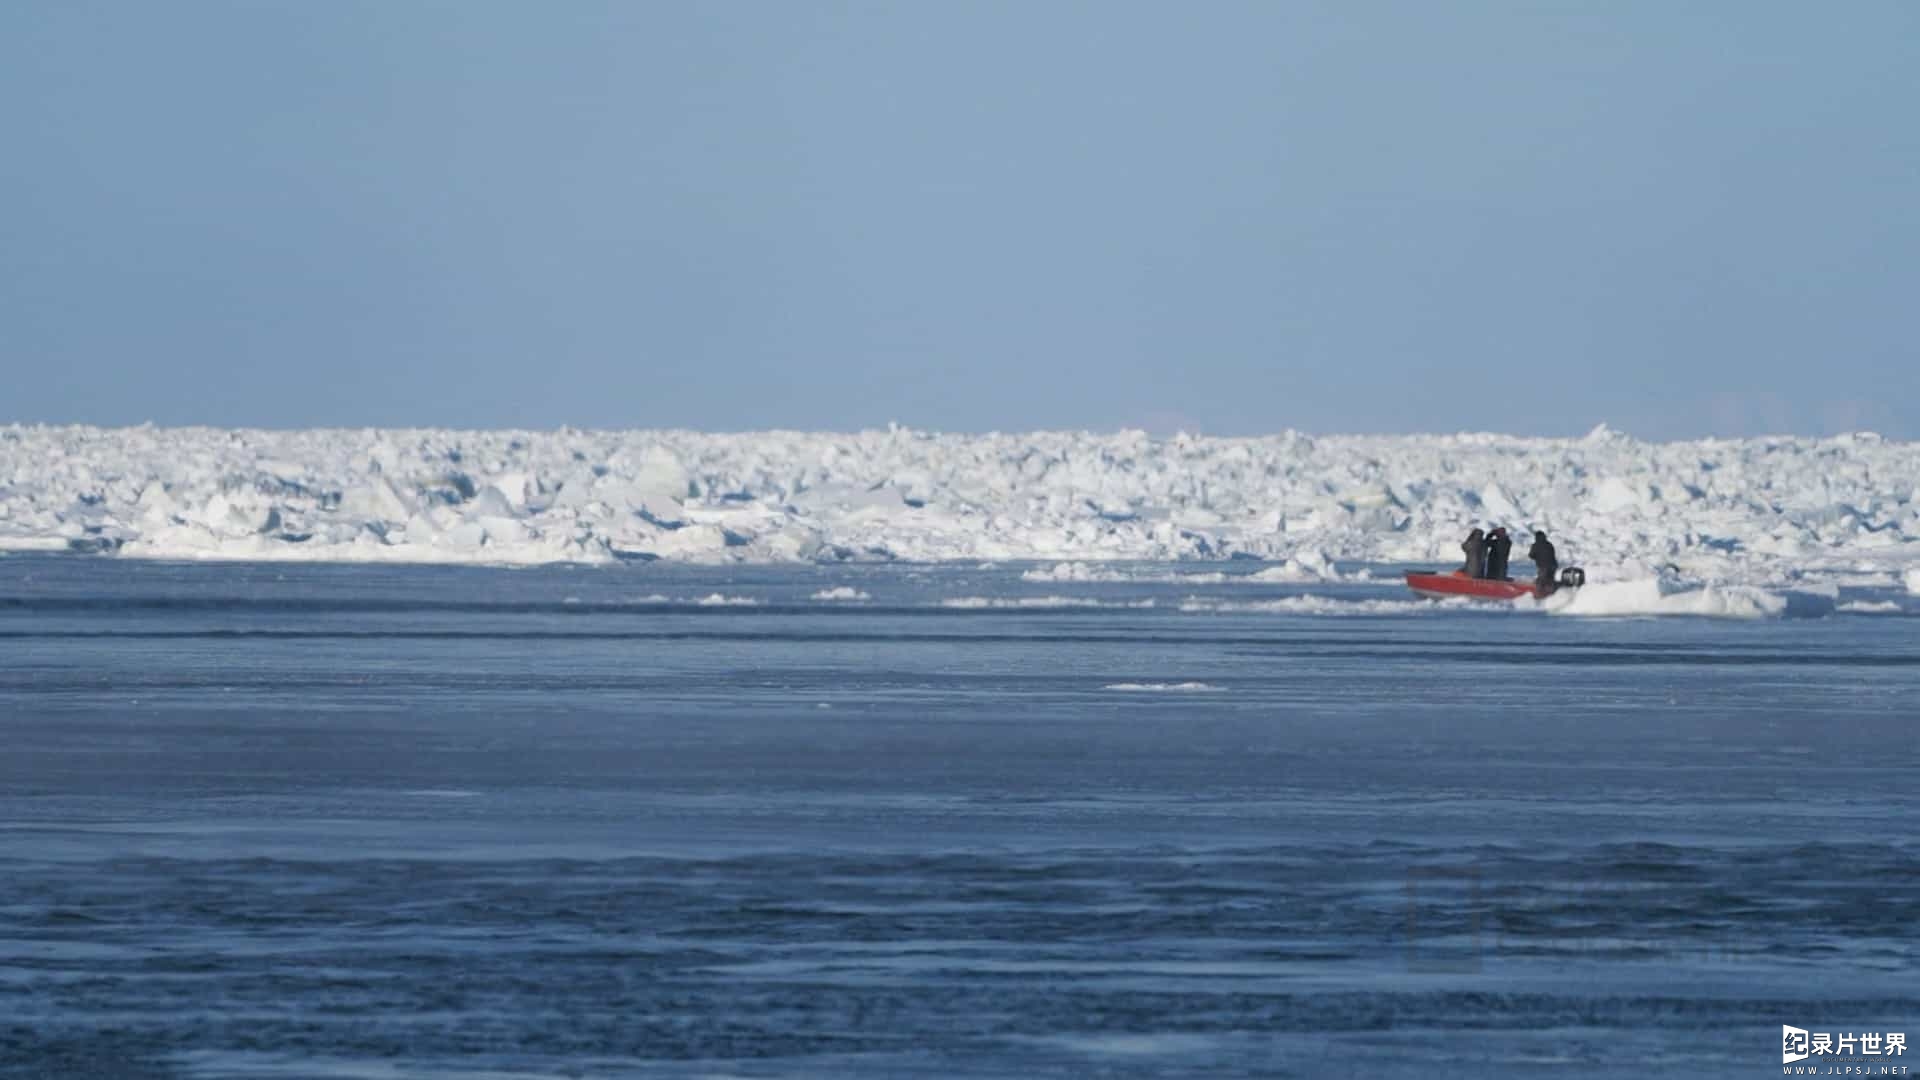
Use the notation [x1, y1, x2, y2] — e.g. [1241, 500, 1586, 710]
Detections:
[1558, 567, 1586, 588]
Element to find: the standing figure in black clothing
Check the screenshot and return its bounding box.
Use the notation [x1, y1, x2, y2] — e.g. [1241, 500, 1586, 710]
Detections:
[1529, 530, 1559, 592]
[1461, 527, 1487, 578]
[1485, 527, 1514, 580]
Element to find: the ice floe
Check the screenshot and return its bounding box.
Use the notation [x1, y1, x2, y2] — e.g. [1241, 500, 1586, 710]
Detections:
[939, 596, 1157, 609]
[1177, 595, 1461, 616]
[3, 425, 1918, 590]
[693, 593, 757, 607]
[1020, 562, 1135, 583]
[1838, 600, 1904, 614]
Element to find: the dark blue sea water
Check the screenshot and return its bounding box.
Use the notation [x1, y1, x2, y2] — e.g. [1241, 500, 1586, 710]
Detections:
[2, 555, 1916, 1078]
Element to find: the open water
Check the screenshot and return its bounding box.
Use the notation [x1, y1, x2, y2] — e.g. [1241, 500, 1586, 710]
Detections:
[1, 555, 1915, 1078]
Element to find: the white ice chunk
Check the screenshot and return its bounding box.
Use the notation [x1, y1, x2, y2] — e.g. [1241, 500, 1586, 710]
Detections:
[1839, 600, 1902, 614]
[1587, 477, 1645, 516]
[1021, 562, 1128, 583]
[1178, 595, 1458, 615]
[940, 596, 1156, 609]
[339, 477, 414, 523]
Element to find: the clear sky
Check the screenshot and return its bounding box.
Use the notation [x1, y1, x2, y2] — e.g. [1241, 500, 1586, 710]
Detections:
[4, 2, 1916, 438]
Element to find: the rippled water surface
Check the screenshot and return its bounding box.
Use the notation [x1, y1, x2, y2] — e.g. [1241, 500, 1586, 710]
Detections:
[2, 556, 1916, 1078]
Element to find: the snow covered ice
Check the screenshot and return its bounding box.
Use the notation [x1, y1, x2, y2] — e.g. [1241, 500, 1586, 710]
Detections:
[811, 586, 872, 601]
[4, 424, 1919, 594]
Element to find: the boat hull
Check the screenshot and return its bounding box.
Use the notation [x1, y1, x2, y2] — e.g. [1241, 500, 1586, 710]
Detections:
[1404, 570, 1541, 602]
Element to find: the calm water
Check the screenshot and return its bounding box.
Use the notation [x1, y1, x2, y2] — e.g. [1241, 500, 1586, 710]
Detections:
[2, 555, 1916, 1078]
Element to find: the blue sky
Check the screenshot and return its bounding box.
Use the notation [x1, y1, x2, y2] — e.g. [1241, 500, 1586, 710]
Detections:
[4, 1, 1916, 437]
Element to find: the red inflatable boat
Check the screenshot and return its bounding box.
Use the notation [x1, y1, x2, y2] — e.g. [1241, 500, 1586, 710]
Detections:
[1404, 569, 1547, 602]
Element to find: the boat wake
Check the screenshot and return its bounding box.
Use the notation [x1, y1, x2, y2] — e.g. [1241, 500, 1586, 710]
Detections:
[1534, 579, 1838, 619]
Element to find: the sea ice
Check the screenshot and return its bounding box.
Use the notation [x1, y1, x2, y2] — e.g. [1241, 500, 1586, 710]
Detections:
[940, 596, 1157, 609]
[2, 424, 1915, 589]
[1177, 595, 1459, 616]
[1838, 600, 1903, 614]
[1020, 562, 1132, 583]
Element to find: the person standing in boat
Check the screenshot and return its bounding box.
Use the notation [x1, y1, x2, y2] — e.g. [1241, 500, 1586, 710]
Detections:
[1461, 527, 1487, 578]
[1528, 530, 1559, 592]
[1485, 527, 1514, 579]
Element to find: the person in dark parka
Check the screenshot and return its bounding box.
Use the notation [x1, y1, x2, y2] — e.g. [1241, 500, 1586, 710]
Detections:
[1485, 527, 1514, 579]
[1528, 530, 1559, 591]
[1461, 528, 1487, 578]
